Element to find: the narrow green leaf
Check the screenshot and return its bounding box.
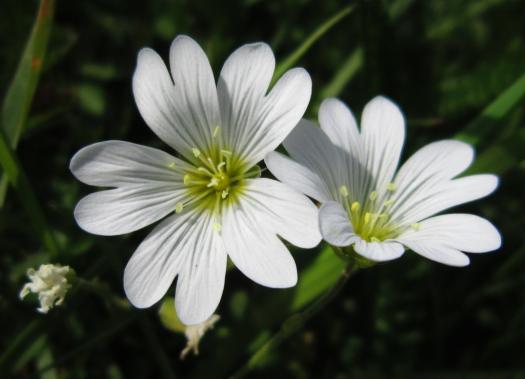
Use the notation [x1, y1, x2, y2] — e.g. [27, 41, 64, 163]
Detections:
[314, 47, 364, 109]
[0, 0, 55, 205]
[0, 128, 60, 256]
[290, 245, 345, 311]
[456, 71, 525, 147]
[272, 5, 354, 82]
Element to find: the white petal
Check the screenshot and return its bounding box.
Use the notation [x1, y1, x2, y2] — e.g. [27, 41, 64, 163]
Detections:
[283, 119, 345, 200]
[318, 98, 361, 156]
[168, 35, 220, 155]
[264, 151, 331, 202]
[132, 48, 190, 155]
[397, 240, 470, 267]
[123, 210, 203, 308]
[217, 42, 275, 161]
[175, 212, 227, 325]
[70, 140, 187, 187]
[398, 213, 501, 254]
[241, 178, 321, 248]
[222, 185, 302, 288]
[318, 201, 359, 247]
[389, 140, 474, 220]
[74, 184, 185, 236]
[353, 239, 405, 262]
[243, 68, 311, 164]
[392, 174, 498, 225]
[317, 98, 369, 203]
[361, 96, 405, 194]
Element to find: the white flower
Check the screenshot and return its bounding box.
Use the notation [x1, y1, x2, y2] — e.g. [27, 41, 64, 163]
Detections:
[266, 96, 501, 266]
[20, 264, 72, 313]
[180, 314, 220, 359]
[70, 35, 320, 325]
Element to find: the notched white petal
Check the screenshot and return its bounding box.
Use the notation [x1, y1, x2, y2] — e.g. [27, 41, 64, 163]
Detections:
[264, 151, 331, 203]
[353, 239, 405, 262]
[319, 201, 359, 247]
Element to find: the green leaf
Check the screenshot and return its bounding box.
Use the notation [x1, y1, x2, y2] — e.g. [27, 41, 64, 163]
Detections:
[0, 0, 55, 205]
[319, 48, 363, 100]
[272, 5, 354, 83]
[290, 245, 346, 312]
[0, 128, 60, 256]
[456, 71, 525, 147]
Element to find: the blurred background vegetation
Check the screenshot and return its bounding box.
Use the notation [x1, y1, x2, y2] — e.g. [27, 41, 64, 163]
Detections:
[1, 0, 524, 378]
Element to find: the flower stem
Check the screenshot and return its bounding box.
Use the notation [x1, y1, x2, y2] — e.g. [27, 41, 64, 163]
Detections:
[230, 262, 359, 379]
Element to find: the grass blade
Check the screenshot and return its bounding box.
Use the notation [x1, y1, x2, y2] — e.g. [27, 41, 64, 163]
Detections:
[456, 71, 525, 147]
[272, 5, 354, 82]
[0, 0, 55, 205]
[0, 128, 60, 256]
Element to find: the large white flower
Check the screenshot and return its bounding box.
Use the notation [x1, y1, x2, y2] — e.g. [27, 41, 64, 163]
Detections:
[70, 35, 320, 325]
[266, 96, 501, 266]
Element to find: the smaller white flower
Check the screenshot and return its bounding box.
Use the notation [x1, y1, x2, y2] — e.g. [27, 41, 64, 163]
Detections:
[266, 96, 502, 266]
[180, 314, 220, 360]
[20, 264, 73, 313]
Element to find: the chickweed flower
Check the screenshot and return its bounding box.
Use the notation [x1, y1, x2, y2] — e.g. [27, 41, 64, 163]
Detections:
[70, 35, 320, 325]
[266, 96, 501, 266]
[180, 314, 221, 359]
[20, 264, 73, 313]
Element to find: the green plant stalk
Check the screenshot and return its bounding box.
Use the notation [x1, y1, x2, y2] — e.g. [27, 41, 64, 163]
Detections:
[0, 0, 56, 205]
[272, 5, 354, 83]
[456, 70, 525, 147]
[0, 128, 60, 256]
[230, 261, 358, 379]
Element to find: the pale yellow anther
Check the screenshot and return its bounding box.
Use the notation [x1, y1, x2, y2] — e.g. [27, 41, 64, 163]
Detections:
[192, 148, 201, 158]
[370, 237, 381, 243]
[220, 149, 232, 157]
[212, 223, 222, 232]
[384, 198, 395, 207]
[221, 188, 229, 199]
[175, 203, 184, 214]
[386, 182, 397, 192]
[364, 212, 372, 224]
[339, 185, 349, 197]
[207, 177, 219, 188]
[217, 162, 226, 171]
[369, 191, 378, 201]
[183, 174, 191, 185]
[411, 223, 421, 231]
[351, 201, 360, 212]
[168, 162, 177, 169]
[213, 126, 221, 138]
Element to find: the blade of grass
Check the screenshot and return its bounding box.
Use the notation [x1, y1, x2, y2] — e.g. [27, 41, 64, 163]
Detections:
[0, 0, 55, 205]
[272, 5, 354, 83]
[456, 71, 525, 147]
[319, 47, 364, 99]
[0, 127, 60, 256]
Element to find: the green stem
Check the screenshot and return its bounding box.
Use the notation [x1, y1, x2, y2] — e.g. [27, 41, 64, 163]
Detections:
[0, 127, 60, 257]
[230, 262, 358, 379]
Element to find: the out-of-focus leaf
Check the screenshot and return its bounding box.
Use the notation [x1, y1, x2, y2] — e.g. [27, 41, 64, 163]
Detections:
[158, 298, 185, 334]
[37, 344, 58, 379]
[456, 71, 525, 146]
[290, 246, 345, 312]
[80, 63, 119, 81]
[272, 5, 354, 82]
[0, 0, 55, 205]
[0, 129, 60, 256]
[317, 48, 363, 102]
[74, 83, 107, 116]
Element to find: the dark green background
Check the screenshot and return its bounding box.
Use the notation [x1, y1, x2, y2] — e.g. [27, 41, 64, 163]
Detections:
[1, 0, 524, 378]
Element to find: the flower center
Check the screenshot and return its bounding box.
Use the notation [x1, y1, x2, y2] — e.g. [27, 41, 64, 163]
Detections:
[339, 183, 403, 242]
[169, 142, 259, 217]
